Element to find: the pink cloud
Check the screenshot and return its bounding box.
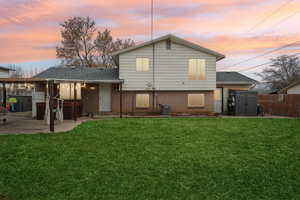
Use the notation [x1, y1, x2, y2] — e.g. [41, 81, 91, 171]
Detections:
[0, 0, 300, 68]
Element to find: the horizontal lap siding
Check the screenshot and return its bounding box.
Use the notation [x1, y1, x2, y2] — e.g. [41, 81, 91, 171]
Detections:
[287, 84, 300, 94]
[119, 41, 216, 91]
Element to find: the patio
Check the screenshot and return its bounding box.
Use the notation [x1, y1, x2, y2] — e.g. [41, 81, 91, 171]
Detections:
[0, 112, 87, 135]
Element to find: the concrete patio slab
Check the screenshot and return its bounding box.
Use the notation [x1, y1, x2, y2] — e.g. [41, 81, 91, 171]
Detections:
[0, 112, 88, 135]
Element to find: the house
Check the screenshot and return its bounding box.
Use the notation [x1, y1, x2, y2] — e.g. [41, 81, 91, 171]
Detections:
[32, 34, 257, 117]
[279, 80, 300, 94]
[0, 66, 13, 101]
[0, 66, 11, 78]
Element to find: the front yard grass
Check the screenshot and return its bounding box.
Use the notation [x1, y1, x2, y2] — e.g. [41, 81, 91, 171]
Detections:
[0, 118, 299, 200]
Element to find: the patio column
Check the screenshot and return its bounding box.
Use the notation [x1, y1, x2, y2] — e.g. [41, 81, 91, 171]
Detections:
[2, 83, 6, 113]
[120, 83, 123, 118]
[73, 82, 77, 121]
[49, 81, 54, 132]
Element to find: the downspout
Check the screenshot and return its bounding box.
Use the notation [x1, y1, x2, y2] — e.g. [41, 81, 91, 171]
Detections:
[152, 42, 156, 113]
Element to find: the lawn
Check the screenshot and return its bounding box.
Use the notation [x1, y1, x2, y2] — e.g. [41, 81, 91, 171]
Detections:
[0, 118, 299, 200]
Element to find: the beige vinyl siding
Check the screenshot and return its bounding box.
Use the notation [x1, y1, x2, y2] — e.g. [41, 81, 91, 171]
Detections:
[287, 84, 300, 94]
[119, 41, 216, 91]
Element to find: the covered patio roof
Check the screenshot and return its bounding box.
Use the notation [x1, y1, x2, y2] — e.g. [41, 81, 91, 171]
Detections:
[0, 78, 46, 83]
[33, 66, 122, 83]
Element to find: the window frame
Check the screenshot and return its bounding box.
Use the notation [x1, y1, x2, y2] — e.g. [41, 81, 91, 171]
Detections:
[187, 94, 205, 108]
[136, 93, 150, 108]
[136, 58, 149, 72]
[188, 59, 206, 80]
[166, 39, 171, 50]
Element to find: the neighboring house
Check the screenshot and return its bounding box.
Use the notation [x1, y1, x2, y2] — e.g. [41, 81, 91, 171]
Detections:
[279, 80, 300, 94]
[0, 66, 12, 101]
[32, 34, 257, 117]
[215, 72, 257, 113]
[0, 66, 11, 78]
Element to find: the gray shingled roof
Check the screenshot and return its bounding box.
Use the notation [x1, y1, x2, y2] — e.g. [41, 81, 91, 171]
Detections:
[112, 34, 225, 64]
[34, 66, 119, 81]
[0, 66, 13, 71]
[216, 72, 257, 84]
[34, 67, 256, 85]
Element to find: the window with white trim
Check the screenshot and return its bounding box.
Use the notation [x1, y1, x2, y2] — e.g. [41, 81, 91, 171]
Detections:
[188, 59, 206, 80]
[136, 58, 149, 72]
[136, 94, 150, 108]
[188, 94, 205, 107]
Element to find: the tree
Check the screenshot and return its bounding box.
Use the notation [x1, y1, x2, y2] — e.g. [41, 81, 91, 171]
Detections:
[94, 29, 135, 67]
[56, 17, 135, 68]
[9, 65, 24, 78]
[56, 16, 96, 67]
[257, 55, 300, 90]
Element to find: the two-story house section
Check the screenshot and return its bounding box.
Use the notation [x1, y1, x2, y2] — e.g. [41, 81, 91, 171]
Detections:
[112, 34, 225, 115]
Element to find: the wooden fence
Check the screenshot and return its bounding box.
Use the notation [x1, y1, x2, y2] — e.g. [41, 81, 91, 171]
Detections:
[258, 94, 300, 117]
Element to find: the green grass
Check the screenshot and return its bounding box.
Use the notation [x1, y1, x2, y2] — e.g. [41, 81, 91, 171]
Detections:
[0, 118, 300, 200]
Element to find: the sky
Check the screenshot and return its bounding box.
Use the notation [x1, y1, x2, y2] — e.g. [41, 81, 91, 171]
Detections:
[0, 0, 300, 80]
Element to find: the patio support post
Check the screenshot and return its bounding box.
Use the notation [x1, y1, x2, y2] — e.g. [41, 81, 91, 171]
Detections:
[2, 83, 6, 116]
[2, 83, 6, 112]
[49, 81, 54, 132]
[73, 82, 77, 121]
[120, 83, 123, 118]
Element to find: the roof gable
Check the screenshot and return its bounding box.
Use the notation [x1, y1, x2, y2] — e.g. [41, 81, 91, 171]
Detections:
[112, 34, 225, 63]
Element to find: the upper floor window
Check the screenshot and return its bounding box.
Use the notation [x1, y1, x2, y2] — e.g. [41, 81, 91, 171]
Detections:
[166, 39, 171, 50]
[136, 94, 150, 108]
[136, 58, 149, 72]
[188, 59, 206, 80]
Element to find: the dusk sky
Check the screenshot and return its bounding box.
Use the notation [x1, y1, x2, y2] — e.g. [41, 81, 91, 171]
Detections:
[1, 0, 300, 79]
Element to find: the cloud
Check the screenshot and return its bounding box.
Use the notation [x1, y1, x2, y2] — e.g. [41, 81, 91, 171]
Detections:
[0, 0, 299, 72]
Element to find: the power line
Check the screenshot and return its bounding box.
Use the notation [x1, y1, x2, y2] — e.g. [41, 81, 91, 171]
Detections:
[220, 40, 300, 70]
[237, 52, 300, 72]
[247, 0, 295, 33]
[261, 7, 300, 35]
[151, 0, 154, 40]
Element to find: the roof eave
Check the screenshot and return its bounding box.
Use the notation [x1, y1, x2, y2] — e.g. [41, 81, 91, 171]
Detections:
[217, 81, 256, 85]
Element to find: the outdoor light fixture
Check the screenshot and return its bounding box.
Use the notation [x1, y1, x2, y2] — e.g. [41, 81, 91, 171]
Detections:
[89, 86, 96, 90]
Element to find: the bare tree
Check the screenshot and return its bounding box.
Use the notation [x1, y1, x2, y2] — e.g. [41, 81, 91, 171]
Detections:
[56, 16, 96, 67]
[94, 29, 135, 67]
[257, 55, 300, 90]
[56, 17, 135, 68]
[9, 65, 24, 78]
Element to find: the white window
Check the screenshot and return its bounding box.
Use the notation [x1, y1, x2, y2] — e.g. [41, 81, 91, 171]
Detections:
[188, 59, 206, 80]
[188, 94, 205, 107]
[136, 58, 149, 72]
[136, 94, 150, 108]
[59, 83, 81, 100]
